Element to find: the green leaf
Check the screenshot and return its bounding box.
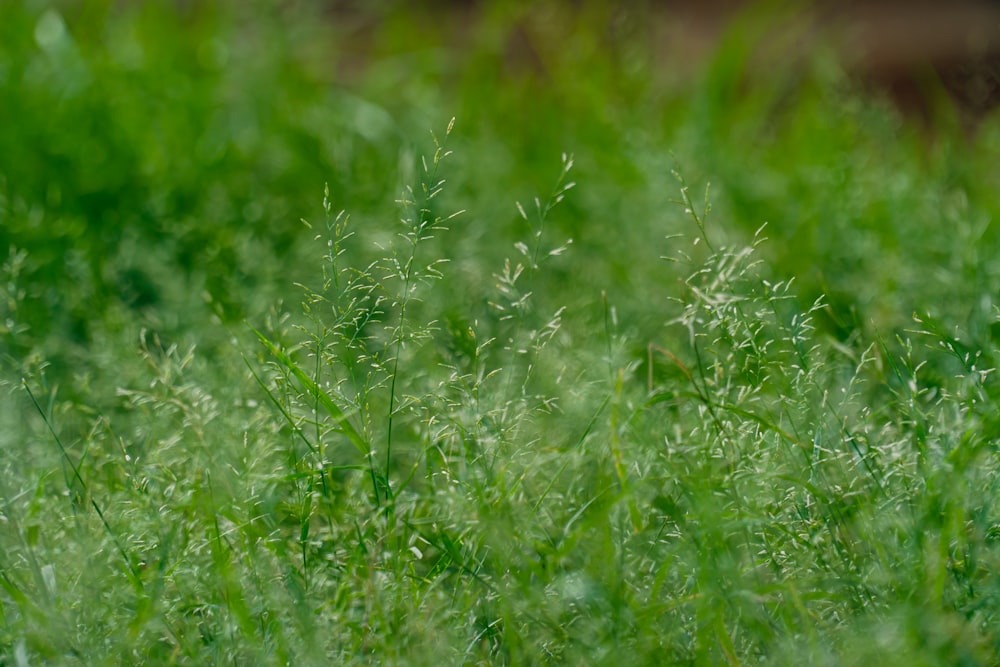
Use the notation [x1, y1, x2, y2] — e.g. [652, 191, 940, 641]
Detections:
[250, 325, 368, 456]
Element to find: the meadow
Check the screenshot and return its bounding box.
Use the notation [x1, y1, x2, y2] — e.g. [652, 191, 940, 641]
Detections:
[2, 2, 1000, 664]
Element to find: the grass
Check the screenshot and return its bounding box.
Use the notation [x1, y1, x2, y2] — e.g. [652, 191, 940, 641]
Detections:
[3, 1, 1000, 664]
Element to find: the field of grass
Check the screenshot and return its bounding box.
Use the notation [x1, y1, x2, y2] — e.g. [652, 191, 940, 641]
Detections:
[3, 1, 1000, 664]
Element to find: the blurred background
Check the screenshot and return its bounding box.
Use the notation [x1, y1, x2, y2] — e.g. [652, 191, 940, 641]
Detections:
[328, 0, 1000, 124]
[2, 0, 1000, 387]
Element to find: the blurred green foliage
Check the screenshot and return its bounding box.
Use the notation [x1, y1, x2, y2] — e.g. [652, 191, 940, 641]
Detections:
[1, 1, 403, 373]
[3, 0, 999, 376]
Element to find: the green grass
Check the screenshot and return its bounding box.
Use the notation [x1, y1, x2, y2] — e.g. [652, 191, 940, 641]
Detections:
[3, 1, 1000, 664]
